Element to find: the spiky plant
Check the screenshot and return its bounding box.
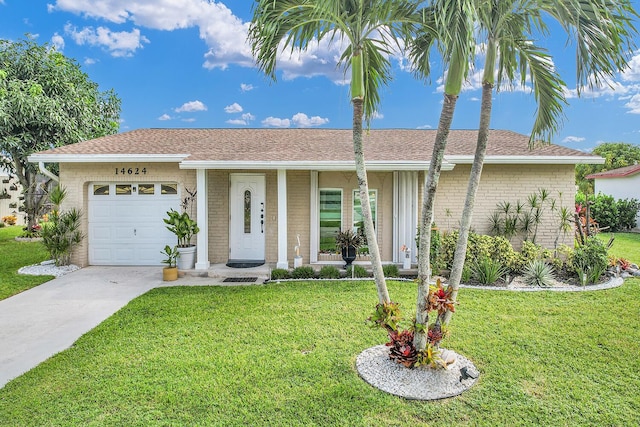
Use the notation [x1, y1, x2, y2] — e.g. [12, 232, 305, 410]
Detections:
[522, 260, 556, 287]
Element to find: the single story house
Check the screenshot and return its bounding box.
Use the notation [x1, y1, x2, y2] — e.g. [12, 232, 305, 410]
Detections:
[586, 164, 640, 228]
[28, 128, 602, 269]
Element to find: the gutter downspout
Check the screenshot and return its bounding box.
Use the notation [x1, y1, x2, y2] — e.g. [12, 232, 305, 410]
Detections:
[39, 162, 59, 183]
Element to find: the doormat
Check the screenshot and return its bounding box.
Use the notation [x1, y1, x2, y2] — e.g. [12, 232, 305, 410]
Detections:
[226, 262, 265, 268]
[223, 277, 258, 283]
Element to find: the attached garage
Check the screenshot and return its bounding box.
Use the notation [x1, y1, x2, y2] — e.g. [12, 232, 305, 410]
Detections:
[88, 182, 180, 265]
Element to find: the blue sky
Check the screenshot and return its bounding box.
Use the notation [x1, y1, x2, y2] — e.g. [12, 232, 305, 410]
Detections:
[1, 1, 640, 153]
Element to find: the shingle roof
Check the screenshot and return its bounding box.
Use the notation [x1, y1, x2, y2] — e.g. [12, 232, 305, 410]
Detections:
[32, 128, 597, 163]
[586, 164, 640, 179]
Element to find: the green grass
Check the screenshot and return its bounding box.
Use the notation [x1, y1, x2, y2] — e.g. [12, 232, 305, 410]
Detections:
[0, 226, 53, 300]
[598, 232, 640, 264]
[1, 278, 639, 426]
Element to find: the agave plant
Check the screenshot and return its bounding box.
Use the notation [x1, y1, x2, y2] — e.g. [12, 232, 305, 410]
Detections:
[522, 260, 555, 287]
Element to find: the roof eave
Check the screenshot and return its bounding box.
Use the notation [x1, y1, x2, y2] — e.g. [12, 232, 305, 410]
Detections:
[179, 160, 456, 171]
[445, 155, 605, 165]
[28, 154, 190, 163]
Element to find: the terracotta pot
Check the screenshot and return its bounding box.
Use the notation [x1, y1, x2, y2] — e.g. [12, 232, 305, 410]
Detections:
[163, 267, 178, 281]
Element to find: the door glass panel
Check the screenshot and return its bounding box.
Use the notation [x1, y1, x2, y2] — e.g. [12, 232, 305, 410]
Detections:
[116, 184, 132, 195]
[138, 184, 155, 195]
[244, 190, 251, 233]
[93, 184, 109, 195]
[319, 189, 342, 252]
[161, 183, 177, 195]
[353, 190, 377, 251]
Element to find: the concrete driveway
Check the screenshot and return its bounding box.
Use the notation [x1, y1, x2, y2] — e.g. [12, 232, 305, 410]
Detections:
[0, 266, 230, 388]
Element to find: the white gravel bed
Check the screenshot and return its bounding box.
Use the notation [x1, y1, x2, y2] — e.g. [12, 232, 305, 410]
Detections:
[18, 261, 80, 277]
[356, 345, 479, 400]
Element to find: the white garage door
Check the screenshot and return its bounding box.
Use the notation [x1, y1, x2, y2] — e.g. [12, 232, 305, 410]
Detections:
[88, 183, 180, 265]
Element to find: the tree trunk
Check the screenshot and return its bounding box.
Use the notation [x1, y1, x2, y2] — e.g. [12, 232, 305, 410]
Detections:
[352, 97, 389, 304]
[444, 81, 494, 325]
[414, 92, 459, 350]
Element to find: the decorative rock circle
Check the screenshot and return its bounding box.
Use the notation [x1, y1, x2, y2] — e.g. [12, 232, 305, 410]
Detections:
[356, 345, 479, 400]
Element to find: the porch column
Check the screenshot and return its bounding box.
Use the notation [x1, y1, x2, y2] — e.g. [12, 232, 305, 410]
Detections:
[276, 169, 288, 269]
[310, 171, 319, 263]
[394, 171, 419, 263]
[195, 168, 210, 270]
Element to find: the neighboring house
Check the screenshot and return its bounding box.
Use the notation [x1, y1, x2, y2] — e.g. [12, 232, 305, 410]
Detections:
[0, 164, 23, 223]
[586, 164, 640, 228]
[28, 128, 602, 268]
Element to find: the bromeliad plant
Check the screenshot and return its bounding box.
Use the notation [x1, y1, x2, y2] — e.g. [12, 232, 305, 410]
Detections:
[367, 279, 457, 369]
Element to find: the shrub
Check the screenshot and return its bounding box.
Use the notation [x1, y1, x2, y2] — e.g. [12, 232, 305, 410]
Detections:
[589, 193, 618, 231]
[318, 265, 340, 279]
[290, 266, 316, 279]
[616, 198, 640, 230]
[270, 268, 290, 280]
[522, 260, 556, 287]
[471, 257, 507, 285]
[571, 237, 608, 285]
[2, 215, 17, 226]
[439, 231, 520, 273]
[461, 263, 472, 283]
[346, 265, 368, 278]
[382, 264, 400, 278]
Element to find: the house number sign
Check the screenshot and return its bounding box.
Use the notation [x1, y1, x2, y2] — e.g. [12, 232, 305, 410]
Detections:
[114, 167, 147, 175]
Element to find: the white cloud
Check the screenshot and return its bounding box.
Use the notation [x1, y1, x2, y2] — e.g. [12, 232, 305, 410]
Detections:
[562, 136, 586, 143]
[48, 0, 361, 82]
[158, 113, 172, 121]
[291, 113, 329, 128]
[182, 118, 196, 122]
[175, 100, 207, 113]
[51, 33, 65, 50]
[224, 102, 243, 113]
[240, 83, 254, 92]
[620, 51, 640, 82]
[226, 112, 255, 126]
[84, 57, 97, 65]
[371, 111, 384, 120]
[262, 117, 291, 128]
[64, 23, 149, 57]
[624, 94, 640, 114]
[417, 124, 432, 129]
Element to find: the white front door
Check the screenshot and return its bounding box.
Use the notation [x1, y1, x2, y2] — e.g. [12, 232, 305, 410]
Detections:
[229, 174, 266, 263]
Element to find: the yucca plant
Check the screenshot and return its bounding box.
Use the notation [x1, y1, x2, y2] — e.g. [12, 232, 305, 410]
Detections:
[471, 257, 507, 285]
[522, 260, 555, 287]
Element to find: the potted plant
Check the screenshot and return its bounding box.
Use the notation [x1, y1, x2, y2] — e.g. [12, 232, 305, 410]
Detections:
[163, 209, 200, 270]
[335, 229, 363, 267]
[161, 245, 179, 281]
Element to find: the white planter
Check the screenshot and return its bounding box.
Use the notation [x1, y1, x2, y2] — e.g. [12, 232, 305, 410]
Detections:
[176, 246, 197, 270]
[294, 256, 303, 268]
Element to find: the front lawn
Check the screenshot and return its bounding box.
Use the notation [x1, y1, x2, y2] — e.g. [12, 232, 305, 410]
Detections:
[0, 226, 53, 300]
[598, 231, 640, 264]
[1, 278, 639, 426]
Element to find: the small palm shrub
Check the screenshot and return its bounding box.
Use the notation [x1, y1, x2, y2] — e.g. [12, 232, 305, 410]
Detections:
[346, 265, 368, 278]
[318, 265, 340, 279]
[291, 266, 316, 279]
[270, 268, 289, 280]
[382, 264, 399, 278]
[522, 260, 556, 287]
[471, 257, 507, 285]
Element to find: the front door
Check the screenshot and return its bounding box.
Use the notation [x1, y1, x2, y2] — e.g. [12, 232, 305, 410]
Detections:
[229, 174, 266, 263]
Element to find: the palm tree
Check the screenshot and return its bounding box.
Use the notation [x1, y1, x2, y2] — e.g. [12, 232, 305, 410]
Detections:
[407, 0, 476, 350]
[249, 0, 420, 304]
[444, 0, 638, 324]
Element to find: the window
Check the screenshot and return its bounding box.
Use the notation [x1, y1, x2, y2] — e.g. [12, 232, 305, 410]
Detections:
[353, 189, 377, 247]
[138, 184, 155, 195]
[161, 183, 178, 195]
[319, 189, 342, 252]
[244, 190, 252, 233]
[115, 184, 132, 195]
[93, 184, 109, 196]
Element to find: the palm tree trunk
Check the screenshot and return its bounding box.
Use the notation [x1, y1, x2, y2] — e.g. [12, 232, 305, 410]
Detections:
[444, 81, 494, 324]
[353, 97, 389, 304]
[414, 92, 459, 350]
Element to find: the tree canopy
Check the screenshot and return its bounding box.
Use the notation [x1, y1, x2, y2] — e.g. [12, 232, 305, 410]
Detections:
[576, 142, 640, 194]
[0, 36, 120, 226]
